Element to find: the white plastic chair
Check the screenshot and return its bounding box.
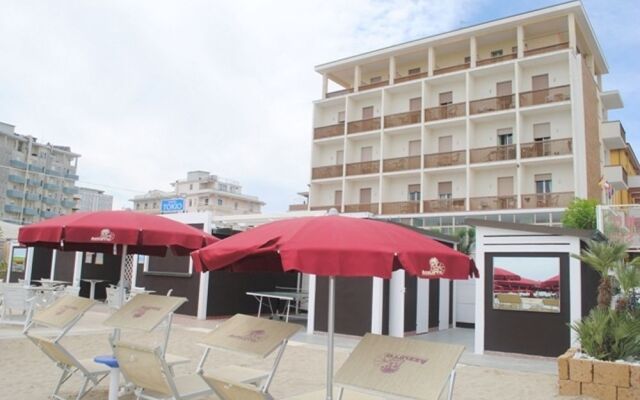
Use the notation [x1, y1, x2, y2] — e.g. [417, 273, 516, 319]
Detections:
[0, 284, 35, 326]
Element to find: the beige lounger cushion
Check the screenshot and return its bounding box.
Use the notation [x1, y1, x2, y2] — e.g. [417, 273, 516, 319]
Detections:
[209, 365, 269, 385]
[29, 335, 109, 375]
[203, 375, 271, 400]
[334, 334, 464, 400]
[114, 341, 174, 396]
[172, 374, 212, 397]
[199, 314, 301, 358]
[284, 389, 383, 400]
[32, 295, 96, 329]
[104, 294, 187, 332]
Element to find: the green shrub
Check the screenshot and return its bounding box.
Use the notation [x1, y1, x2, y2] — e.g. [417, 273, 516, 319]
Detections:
[571, 308, 640, 361]
[562, 198, 598, 229]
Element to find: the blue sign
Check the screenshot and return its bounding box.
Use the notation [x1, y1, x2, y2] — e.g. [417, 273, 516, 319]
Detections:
[161, 198, 185, 214]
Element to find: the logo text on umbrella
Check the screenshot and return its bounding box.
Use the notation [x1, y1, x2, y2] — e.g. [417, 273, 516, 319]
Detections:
[91, 229, 115, 242]
[421, 257, 446, 277]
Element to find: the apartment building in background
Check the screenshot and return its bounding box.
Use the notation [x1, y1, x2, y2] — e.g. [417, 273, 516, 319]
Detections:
[132, 170, 264, 215]
[76, 187, 113, 211]
[308, 1, 639, 232]
[0, 121, 80, 225]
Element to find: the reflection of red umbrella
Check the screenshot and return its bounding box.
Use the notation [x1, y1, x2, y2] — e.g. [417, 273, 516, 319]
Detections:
[19, 211, 218, 304]
[541, 275, 560, 289]
[191, 215, 477, 399]
[494, 267, 521, 281]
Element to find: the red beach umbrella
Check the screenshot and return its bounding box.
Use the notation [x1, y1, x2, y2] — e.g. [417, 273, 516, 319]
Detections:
[493, 267, 521, 281]
[541, 274, 560, 289]
[191, 215, 477, 400]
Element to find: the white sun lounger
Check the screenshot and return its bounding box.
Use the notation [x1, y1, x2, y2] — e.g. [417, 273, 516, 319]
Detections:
[286, 333, 465, 400]
[30, 334, 110, 400]
[0, 283, 36, 326]
[24, 294, 96, 339]
[196, 313, 302, 395]
[114, 341, 212, 400]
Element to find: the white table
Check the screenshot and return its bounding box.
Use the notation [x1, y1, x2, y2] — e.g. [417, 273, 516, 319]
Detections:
[82, 279, 106, 300]
[246, 291, 308, 322]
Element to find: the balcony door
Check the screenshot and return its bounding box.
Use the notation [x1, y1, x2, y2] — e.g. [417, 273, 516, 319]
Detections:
[438, 181, 452, 200]
[532, 74, 549, 104]
[408, 184, 421, 201]
[334, 190, 342, 206]
[409, 97, 421, 112]
[336, 150, 344, 165]
[409, 140, 421, 157]
[438, 136, 452, 153]
[439, 91, 453, 106]
[535, 174, 552, 194]
[533, 122, 551, 156]
[362, 106, 374, 120]
[360, 146, 373, 162]
[497, 177, 514, 210]
[359, 188, 372, 204]
[337, 111, 345, 123]
[496, 80, 512, 96]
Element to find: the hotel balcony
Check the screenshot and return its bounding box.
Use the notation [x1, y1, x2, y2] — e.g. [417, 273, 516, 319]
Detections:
[40, 210, 57, 218]
[346, 161, 380, 176]
[603, 165, 628, 190]
[384, 110, 421, 129]
[382, 156, 421, 173]
[9, 159, 28, 170]
[519, 85, 570, 107]
[469, 94, 515, 115]
[23, 207, 37, 216]
[61, 199, 76, 208]
[26, 178, 41, 187]
[601, 121, 626, 150]
[344, 203, 378, 213]
[359, 80, 389, 92]
[42, 196, 57, 206]
[520, 192, 574, 209]
[45, 168, 61, 177]
[312, 165, 343, 180]
[6, 189, 23, 199]
[8, 174, 26, 184]
[470, 144, 516, 163]
[469, 195, 517, 211]
[44, 183, 60, 191]
[65, 173, 80, 180]
[347, 118, 381, 134]
[424, 103, 466, 122]
[28, 164, 45, 173]
[4, 204, 21, 214]
[381, 201, 419, 214]
[62, 186, 79, 195]
[395, 71, 429, 84]
[477, 53, 517, 67]
[314, 124, 344, 140]
[524, 42, 569, 57]
[326, 88, 354, 99]
[520, 138, 572, 158]
[433, 62, 470, 76]
[424, 150, 466, 168]
[309, 205, 339, 211]
[25, 193, 39, 201]
[423, 198, 466, 213]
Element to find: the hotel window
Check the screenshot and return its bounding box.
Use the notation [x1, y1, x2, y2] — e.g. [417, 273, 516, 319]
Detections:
[204, 198, 209, 205]
[464, 56, 471, 64]
[408, 184, 421, 201]
[409, 97, 421, 112]
[535, 174, 552, 194]
[362, 106, 374, 119]
[144, 203, 148, 209]
[438, 181, 452, 199]
[337, 111, 345, 123]
[217, 199, 223, 206]
[497, 128, 513, 145]
[491, 49, 504, 58]
[334, 190, 342, 206]
[439, 91, 453, 106]
[408, 67, 421, 75]
[336, 150, 344, 165]
[234, 202, 238, 210]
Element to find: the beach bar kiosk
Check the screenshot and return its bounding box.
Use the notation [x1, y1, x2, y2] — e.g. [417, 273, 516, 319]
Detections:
[469, 219, 602, 357]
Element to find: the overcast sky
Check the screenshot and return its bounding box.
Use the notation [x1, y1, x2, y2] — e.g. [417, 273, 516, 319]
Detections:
[0, 0, 638, 212]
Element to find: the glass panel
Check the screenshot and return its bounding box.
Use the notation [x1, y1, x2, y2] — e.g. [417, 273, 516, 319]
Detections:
[441, 216, 453, 226]
[486, 214, 500, 221]
[516, 213, 535, 224]
[535, 213, 550, 224]
[425, 217, 441, 227]
[492, 256, 561, 313]
[551, 212, 564, 223]
[500, 214, 516, 223]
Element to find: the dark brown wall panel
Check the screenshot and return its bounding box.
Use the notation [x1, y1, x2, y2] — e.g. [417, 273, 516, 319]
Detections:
[315, 276, 373, 336]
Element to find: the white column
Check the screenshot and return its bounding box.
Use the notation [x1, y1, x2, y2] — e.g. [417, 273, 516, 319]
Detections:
[470, 36, 477, 68]
[306, 274, 317, 334]
[354, 65, 361, 92]
[131, 254, 139, 288]
[371, 277, 384, 334]
[474, 233, 485, 354]
[569, 239, 582, 345]
[416, 278, 430, 333]
[24, 247, 34, 285]
[322, 74, 328, 99]
[516, 25, 525, 58]
[389, 56, 396, 85]
[50, 249, 57, 280]
[428, 47, 435, 76]
[197, 271, 209, 320]
[389, 269, 405, 337]
[515, 62, 522, 208]
[438, 278, 450, 330]
[72, 251, 82, 287]
[568, 13, 577, 51]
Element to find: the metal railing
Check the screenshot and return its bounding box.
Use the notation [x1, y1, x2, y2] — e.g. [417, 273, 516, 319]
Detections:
[359, 80, 389, 91]
[344, 203, 378, 213]
[312, 165, 343, 179]
[423, 198, 466, 212]
[424, 103, 466, 121]
[476, 53, 517, 66]
[519, 85, 570, 107]
[347, 117, 381, 134]
[434, 62, 470, 75]
[524, 42, 569, 57]
[384, 110, 421, 128]
[469, 195, 517, 211]
[326, 88, 354, 98]
[288, 204, 309, 211]
[382, 156, 421, 172]
[314, 123, 344, 140]
[395, 71, 429, 84]
[470, 144, 516, 163]
[424, 150, 466, 168]
[346, 160, 380, 176]
[381, 201, 420, 214]
[470, 94, 515, 114]
[520, 192, 574, 209]
[310, 205, 340, 211]
[520, 138, 572, 158]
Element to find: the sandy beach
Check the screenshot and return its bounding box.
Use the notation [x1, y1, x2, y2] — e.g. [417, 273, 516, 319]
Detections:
[0, 309, 588, 400]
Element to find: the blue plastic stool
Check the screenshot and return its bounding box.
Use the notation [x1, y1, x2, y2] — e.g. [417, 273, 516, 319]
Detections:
[94, 355, 120, 400]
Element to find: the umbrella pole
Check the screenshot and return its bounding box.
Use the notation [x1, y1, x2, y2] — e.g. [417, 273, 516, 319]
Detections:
[326, 275, 335, 400]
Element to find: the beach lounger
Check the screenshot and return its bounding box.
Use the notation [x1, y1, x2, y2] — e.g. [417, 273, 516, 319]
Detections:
[24, 294, 96, 339]
[30, 335, 110, 400]
[287, 333, 465, 400]
[196, 313, 302, 394]
[114, 341, 212, 400]
[0, 283, 35, 326]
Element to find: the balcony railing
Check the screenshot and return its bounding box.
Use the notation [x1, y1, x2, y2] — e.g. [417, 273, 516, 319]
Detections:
[424, 103, 466, 121]
[519, 85, 570, 107]
[6, 189, 23, 199]
[346, 160, 380, 176]
[383, 156, 421, 172]
[25, 193, 39, 201]
[312, 165, 343, 180]
[42, 196, 57, 206]
[347, 117, 381, 134]
[23, 207, 37, 216]
[381, 201, 420, 214]
[395, 71, 429, 84]
[8, 175, 26, 184]
[45, 168, 61, 177]
[314, 123, 344, 140]
[28, 164, 45, 173]
[384, 110, 421, 128]
[9, 159, 27, 170]
[359, 80, 389, 91]
[434, 62, 470, 75]
[470, 94, 515, 115]
[521, 192, 574, 209]
[40, 210, 57, 219]
[524, 42, 569, 57]
[470, 195, 517, 211]
[344, 203, 378, 213]
[470, 144, 516, 163]
[44, 183, 60, 191]
[476, 53, 517, 66]
[424, 150, 466, 168]
[520, 138, 572, 158]
[4, 204, 21, 214]
[424, 198, 466, 213]
[65, 173, 80, 180]
[310, 205, 340, 211]
[27, 178, 41, 187]
[61, 199, 76, 208]
[288, 204, 308, 211]
[326, 88, 354, 99]
[63, 186, 79, 195]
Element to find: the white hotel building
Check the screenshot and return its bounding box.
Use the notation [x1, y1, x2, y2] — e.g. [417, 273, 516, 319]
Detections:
[308, 1, 628, 232]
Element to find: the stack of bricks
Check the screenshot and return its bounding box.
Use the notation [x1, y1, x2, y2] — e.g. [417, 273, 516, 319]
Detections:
[558, 348, 640, 399]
